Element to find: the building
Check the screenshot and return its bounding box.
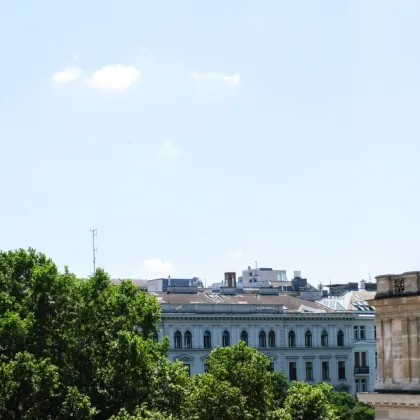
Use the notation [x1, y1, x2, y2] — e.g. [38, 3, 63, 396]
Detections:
[318, 280, 376, 312]
[152, 284, 377, 393]
[358, 271, 420, 419]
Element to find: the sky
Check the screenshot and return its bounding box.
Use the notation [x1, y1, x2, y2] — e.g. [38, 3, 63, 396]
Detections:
[1, 0, 420, 285]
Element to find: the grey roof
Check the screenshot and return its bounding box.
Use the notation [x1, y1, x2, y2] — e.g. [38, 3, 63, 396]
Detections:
[111, 278, 147, 289]
[150, 291, 332, 312]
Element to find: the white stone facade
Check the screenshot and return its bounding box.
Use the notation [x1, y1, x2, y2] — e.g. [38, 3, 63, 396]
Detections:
[158, 311, 376, 394]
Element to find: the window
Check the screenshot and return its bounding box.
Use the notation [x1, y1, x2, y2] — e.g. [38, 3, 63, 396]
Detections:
[259, 331, 267, 348]
[204, 363, 209, 373]
[337, 330, 344, 347]
[374, 326, 376, 340]
[184, 331, 192, 349]
[203, 331, 211, 349]
[322, 361, 329, 380]
[354, 326, 366, 341]
[394, 278, 405, 294]
[153, 331, 159, 341]
[222, 330, 230, 347]
[321, 330, 328, 347]
[338, 361, 346, 379]
[306, 362, 313, 380]
[355, 378, 367, 392]
[289, 362, 297, 381]
[288, 331, 296, 347]
[240, 330, 248, 345]
[355, 351, 367, 367]
[268, 331, 276, 348]
[268, 362, 275, 372]
[184, 364, 191, 377]
[305, 330, 312, 347]
[174, 331, 182, 349]
[375, 352, 377, 368]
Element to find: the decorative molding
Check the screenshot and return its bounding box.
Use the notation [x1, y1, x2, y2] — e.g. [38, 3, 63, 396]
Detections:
[173, 354, 194, 362]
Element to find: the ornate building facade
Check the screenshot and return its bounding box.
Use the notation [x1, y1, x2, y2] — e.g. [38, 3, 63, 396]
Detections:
[358, 271, 420, 419]
[153, 289, 376, 394]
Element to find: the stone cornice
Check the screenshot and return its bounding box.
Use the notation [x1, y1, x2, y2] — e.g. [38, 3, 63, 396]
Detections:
[161, 313, 360, 322]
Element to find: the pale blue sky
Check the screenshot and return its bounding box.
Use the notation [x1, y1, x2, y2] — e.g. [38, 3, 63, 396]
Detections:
[1, 0, 420, 284]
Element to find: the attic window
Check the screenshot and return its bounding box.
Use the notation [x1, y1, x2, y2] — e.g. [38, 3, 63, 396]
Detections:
[394, 278, 405, 294]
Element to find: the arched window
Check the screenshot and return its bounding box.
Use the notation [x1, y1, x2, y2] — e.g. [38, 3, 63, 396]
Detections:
[240, 330, 248, 345]
[268, 331, 276, 348]
[288, 330, 296, 347]
[305, 330, 312, 347]
[222, 330, 230, 347]
[337, 330, 344, 347]
[204, 330, 211, 349]
[321, 330, 328, 347]
[184, 331, 192, 349]
[174, 331, 182, 349]
[259, 331, 267, 348]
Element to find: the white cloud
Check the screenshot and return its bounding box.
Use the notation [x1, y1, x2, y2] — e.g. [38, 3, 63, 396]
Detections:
[52, 66, 82, 84]
[141, 258, 175, 278]
[189, 71, 240, 88]
[86, 65, 140, 93]
[225, 249, 243, 260]
[158, 140, 180, 159]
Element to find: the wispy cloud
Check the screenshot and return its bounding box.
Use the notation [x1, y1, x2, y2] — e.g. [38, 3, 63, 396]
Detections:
[141, 258, 175, 279]
[189, 71, 240, 89]
[225, 249, 243, 260]
[52, 66, 82, 84]
[86, 65, 140, 93]
[158, 140, 180, 159]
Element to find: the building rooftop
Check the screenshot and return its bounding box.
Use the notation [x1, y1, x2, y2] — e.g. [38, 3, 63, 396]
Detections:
[111, 278, 147, 289]
[150, 291, 332, 313]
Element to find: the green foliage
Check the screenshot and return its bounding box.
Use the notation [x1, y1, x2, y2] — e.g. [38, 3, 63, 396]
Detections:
[0, 249, 167, 419]
[353, 402, 375, 420]
[278, 381, 334, 420]
[181, 373, 249, 420]
[205, 340, 283, 418]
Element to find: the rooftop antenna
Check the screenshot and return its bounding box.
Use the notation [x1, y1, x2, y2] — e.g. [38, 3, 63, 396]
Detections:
[255, 260, 258, 269]
[90, 229, 97, 274]
[368, 272, 372, 283]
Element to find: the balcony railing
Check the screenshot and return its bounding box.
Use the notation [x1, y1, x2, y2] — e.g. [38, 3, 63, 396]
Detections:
[354, 366, 370, 374]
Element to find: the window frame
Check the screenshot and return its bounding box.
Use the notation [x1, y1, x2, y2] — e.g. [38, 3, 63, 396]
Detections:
[203, 330, 211, 349]
[259, 330, 267, 348]
[184, 330, 192, 349]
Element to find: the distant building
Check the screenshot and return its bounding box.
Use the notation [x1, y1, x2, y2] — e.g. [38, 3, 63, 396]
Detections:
[152, 282, 377, 393]
[111, 278, 147, 291]
[358, 271, 420, 418]
[318, 280, 377, 311]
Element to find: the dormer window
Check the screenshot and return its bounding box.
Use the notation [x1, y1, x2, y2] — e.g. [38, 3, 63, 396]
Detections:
[394, 278, 405, 294]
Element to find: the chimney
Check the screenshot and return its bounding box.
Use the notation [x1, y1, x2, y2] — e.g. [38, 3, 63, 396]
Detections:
[168, 275, 171, 287]
[294, 271, 301, 278]
[359, 279, 366, 290]
[224, 272, 237, 288]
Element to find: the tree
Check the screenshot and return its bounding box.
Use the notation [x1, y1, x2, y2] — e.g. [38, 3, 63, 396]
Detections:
[0, 352, 59, 419]
[0, 249, 171, 419]
[353, 403, 375, 420]
[278, 381, 334, 420]
[205, 340, 284, 418]
[181, 373, 249, 420]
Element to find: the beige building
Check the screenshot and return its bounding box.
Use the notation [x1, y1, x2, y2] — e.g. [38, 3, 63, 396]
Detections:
[358, 271, 420, 419]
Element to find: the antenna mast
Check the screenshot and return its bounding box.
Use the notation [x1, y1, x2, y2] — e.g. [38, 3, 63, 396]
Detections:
[90, 229, 97, 274]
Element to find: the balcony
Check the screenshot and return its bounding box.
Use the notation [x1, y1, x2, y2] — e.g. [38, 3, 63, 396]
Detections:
[354, 366, 370, 374]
